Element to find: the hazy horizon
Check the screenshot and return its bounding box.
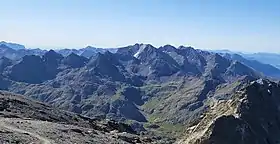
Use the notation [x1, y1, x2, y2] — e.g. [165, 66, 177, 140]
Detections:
[3, 40, 280, 55]
[1, 0, 279, 52]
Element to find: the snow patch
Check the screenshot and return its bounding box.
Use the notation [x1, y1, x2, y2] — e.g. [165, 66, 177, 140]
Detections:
[238, 97, 246, 103]
[268, 89, 271, 94]
[133, 44, 147, 58]
[256, 79, 264, 85]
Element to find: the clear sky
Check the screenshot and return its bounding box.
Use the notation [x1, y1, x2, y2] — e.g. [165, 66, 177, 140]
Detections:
[0, 0, 279, 52]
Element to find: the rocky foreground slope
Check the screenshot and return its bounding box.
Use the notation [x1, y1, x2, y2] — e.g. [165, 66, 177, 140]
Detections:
[0, 91, 172, 144]
[179, 79, 280, 144]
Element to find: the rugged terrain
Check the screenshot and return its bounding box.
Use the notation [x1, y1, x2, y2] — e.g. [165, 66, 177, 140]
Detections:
[179, 79, 280, 144]
[220, 53, 280, 78]
[0, 42, 280, 143]
[0, 91, 171, 144]
[0, 44, 261, 132]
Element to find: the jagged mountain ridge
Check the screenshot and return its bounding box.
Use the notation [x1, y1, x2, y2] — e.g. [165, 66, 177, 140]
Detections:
[0, 43, 264, 139]
[213, 49, 280, 78]
[1, 41, 279, 79]
[220, 53, 280, 78]
[0, 44, 46, 60]
[57, 46, 118, 58]
[0, 41, 25, 50]
[0, 42, 117, 61]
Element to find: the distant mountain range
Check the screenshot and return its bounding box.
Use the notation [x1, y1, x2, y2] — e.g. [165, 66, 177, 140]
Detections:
[0, 42, 117, 60]
[1, 41, 280, 143]
[217, 53, 280, 79]
[212, 49, 280, 69]
[1, 41, 280, 79]
[243, 53, 280, 69]
[0, 41, 26, 50]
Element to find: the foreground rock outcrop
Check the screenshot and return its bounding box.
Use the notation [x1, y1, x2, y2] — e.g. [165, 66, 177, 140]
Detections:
[0, 91, 171, 144]
[179, 79, 280, 144]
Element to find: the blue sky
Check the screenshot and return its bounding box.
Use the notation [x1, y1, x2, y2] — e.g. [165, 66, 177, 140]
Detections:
[0, 0, 279, 52]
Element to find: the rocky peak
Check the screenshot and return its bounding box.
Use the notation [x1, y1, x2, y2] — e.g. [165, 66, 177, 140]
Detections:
[21, 55, 43, 64]
[131, 44, 181, 77]
[87, 52, 125, 81]
[116, 44, 140, 56]
[178, 46, 207, 70]
[43, 50, 64, 63]
[0, 41, 25, 50]
[88, 51, 119, 67]
[42, 50, 63, 78]
[178, 45, 195, 50]
[8, 55, 47, 83]
[84, 46, 95, 49]
[226, 61, 260, 78]
[204, 53, 231, 77]
[133, 44, 156, 59]
[62, 53, 88, 68]
[158, 44, 177, 53]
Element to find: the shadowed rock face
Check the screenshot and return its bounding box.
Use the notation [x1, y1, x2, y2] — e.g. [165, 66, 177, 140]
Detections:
[203, 115, 258, 144]
[180, 79, 280, 144]
[87, 52, 126, 82]
[7, 50, 63, 84]
[8, 55, 47, 83]
[62, 53, 88, 68]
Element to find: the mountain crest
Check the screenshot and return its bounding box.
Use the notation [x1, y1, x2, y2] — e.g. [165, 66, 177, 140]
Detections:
[0, 44, 11, 49]
[133, 44, 155, 59]
[158, 44, 177, 52]
[62, 52, 88, 68]
[0, 41, 25, 50]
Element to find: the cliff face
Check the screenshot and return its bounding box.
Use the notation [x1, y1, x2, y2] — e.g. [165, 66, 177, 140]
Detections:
[179, 79, 280, 144]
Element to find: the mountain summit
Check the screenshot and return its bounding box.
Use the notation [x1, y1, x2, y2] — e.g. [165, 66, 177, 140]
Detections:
[0, 41, 26, 50]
